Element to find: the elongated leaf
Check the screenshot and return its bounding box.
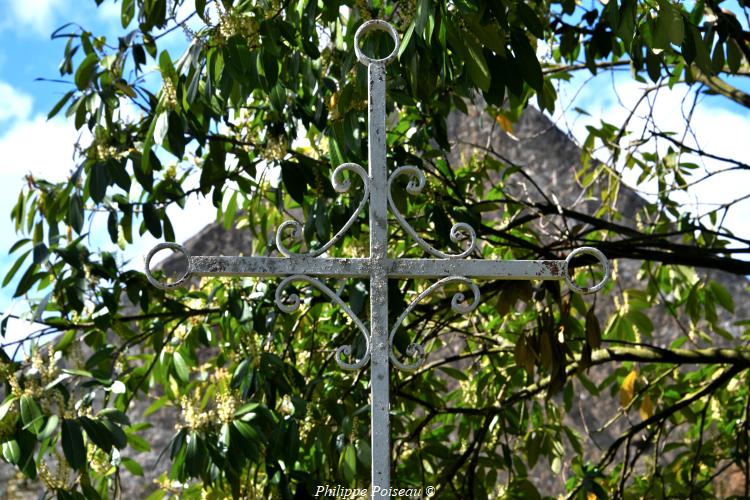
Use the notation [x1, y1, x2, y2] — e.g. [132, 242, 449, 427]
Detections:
[463, 34, 491, 92]
[89, 162, 110, 203]
[173, 352, 190, 382]
[339, 444, 356, 483]
[510, 30, 543, 92]
[38, 414, 60, 441]
[68, 193, 84, 234]
[223, 191, 238, 230]
[79, 416, 113, 452]
[48, 90, 75, 119]
[75, 53, 98, 90]
[1, 439, 21, 464]
[61, 419, 86, 470]
[121, 0, 135, 28]
[3, 249, 31, 287]
[14, 263, 41, 298]
[516, 2, 544, 38]
[122, 457, 144, 476]
[142, 202, 162, 238]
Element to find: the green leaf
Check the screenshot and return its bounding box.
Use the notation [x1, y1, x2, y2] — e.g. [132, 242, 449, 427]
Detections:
[38, 414, 60, 441]
[438, 366, 469, 381]
[101, 418, 128, 449]
[195, 0, 207, 20]
[14, 262, 42, 297]
[122, 457, 144, 476]
[162, 215, 175, 242]
[398, 22, 416, 60]
[463, 35, 491, 92]
[48, 90, 75, 120]
[74, 53, 98, 90]
[173, 352, 190, 382]
[89, 162, 111, 203]
[107, 209, 118, 243]
[121, 0, 135, 28]
[339, 444, 356, 483]
[223, 191, 238, 230]
[627, 309, 654, 336]
[727, 39, 742, 73]
[68, 192, 84, 234]
[233, 420, 261, 443]
[658, 0, 684, 46]
[79, 416, 113, 452]
[280, 161, 307, 205]
[510, 30, 543, 92]
[516, 2, 544, 38]
[158, 50, 177, 81]
[61, 419, 86, 470]
[711, 42, 725, 74]
[709, 281, 734, 313]
[3, 249, 31, 287]
[1, 439, 21, 464]
[142, 202, 162, 238]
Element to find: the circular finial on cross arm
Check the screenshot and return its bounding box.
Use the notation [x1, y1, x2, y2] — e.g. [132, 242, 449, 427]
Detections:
[563, 246, 610, 294]
[145, 242, 192, 290]
[354, 19, 400, 65]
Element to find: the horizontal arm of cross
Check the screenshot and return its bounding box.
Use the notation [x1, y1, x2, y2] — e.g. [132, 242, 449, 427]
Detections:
[189, 256, 566, 280]
[145, 242, 573, 289]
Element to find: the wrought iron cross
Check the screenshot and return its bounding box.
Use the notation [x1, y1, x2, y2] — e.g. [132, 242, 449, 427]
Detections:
[145, 20, 610, 497]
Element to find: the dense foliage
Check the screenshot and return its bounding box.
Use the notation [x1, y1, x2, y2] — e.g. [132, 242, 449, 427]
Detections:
[2, 0, 750, 498]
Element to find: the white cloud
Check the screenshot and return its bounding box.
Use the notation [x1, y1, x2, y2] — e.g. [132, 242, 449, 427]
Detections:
[0, 81, 32, 122]
[1, 0, 69, 37]
[0, 114, 78, 181]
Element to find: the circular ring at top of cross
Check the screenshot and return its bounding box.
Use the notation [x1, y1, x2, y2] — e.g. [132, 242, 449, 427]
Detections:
[145, 242, 192, 290]
[354, 19, 400, 66]
[563, 246, 610, 295]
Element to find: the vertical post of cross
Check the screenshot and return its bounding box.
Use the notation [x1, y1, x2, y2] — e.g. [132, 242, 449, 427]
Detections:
[354, 20, 400, 497]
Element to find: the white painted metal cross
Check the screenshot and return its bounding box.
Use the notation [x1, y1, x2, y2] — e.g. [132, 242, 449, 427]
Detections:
[145, 19, 610, 498]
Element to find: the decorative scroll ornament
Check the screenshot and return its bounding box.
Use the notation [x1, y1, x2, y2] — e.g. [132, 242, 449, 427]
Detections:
[387, 165, 477, 259]
[389, 276, 481, 371]
[274, 274, 371, 370]
[276, 162, 369, 257]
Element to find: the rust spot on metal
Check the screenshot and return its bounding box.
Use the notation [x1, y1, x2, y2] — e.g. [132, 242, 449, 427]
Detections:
[542, 261, 561, 275]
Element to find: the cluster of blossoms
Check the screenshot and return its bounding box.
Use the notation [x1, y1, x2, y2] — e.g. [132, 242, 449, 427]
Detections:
[161, 77, 179, 110]
[92, 141, 127, 162]
[396, 0, 417, 28]
[355, 0, 373, 20]
[179, 389, 212, 431]
[214, 3, 260, 47]
[37, 452, 74, 491]
[178, 368, 241, 429]
[87, 446, 116, 475]
[214, 368, 240, 425]
[262, 135, 289, 161]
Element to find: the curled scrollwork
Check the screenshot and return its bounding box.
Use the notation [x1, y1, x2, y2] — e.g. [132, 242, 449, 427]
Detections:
[389, 276, 481, 371]
[275, 274, 370, 370]
[276, 163, 369, 257]
[387, 166, 476, 259]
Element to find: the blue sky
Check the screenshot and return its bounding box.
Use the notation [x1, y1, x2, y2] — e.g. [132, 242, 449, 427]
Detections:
[0, 0, 216, 354]
[1, 1, 749, 355]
